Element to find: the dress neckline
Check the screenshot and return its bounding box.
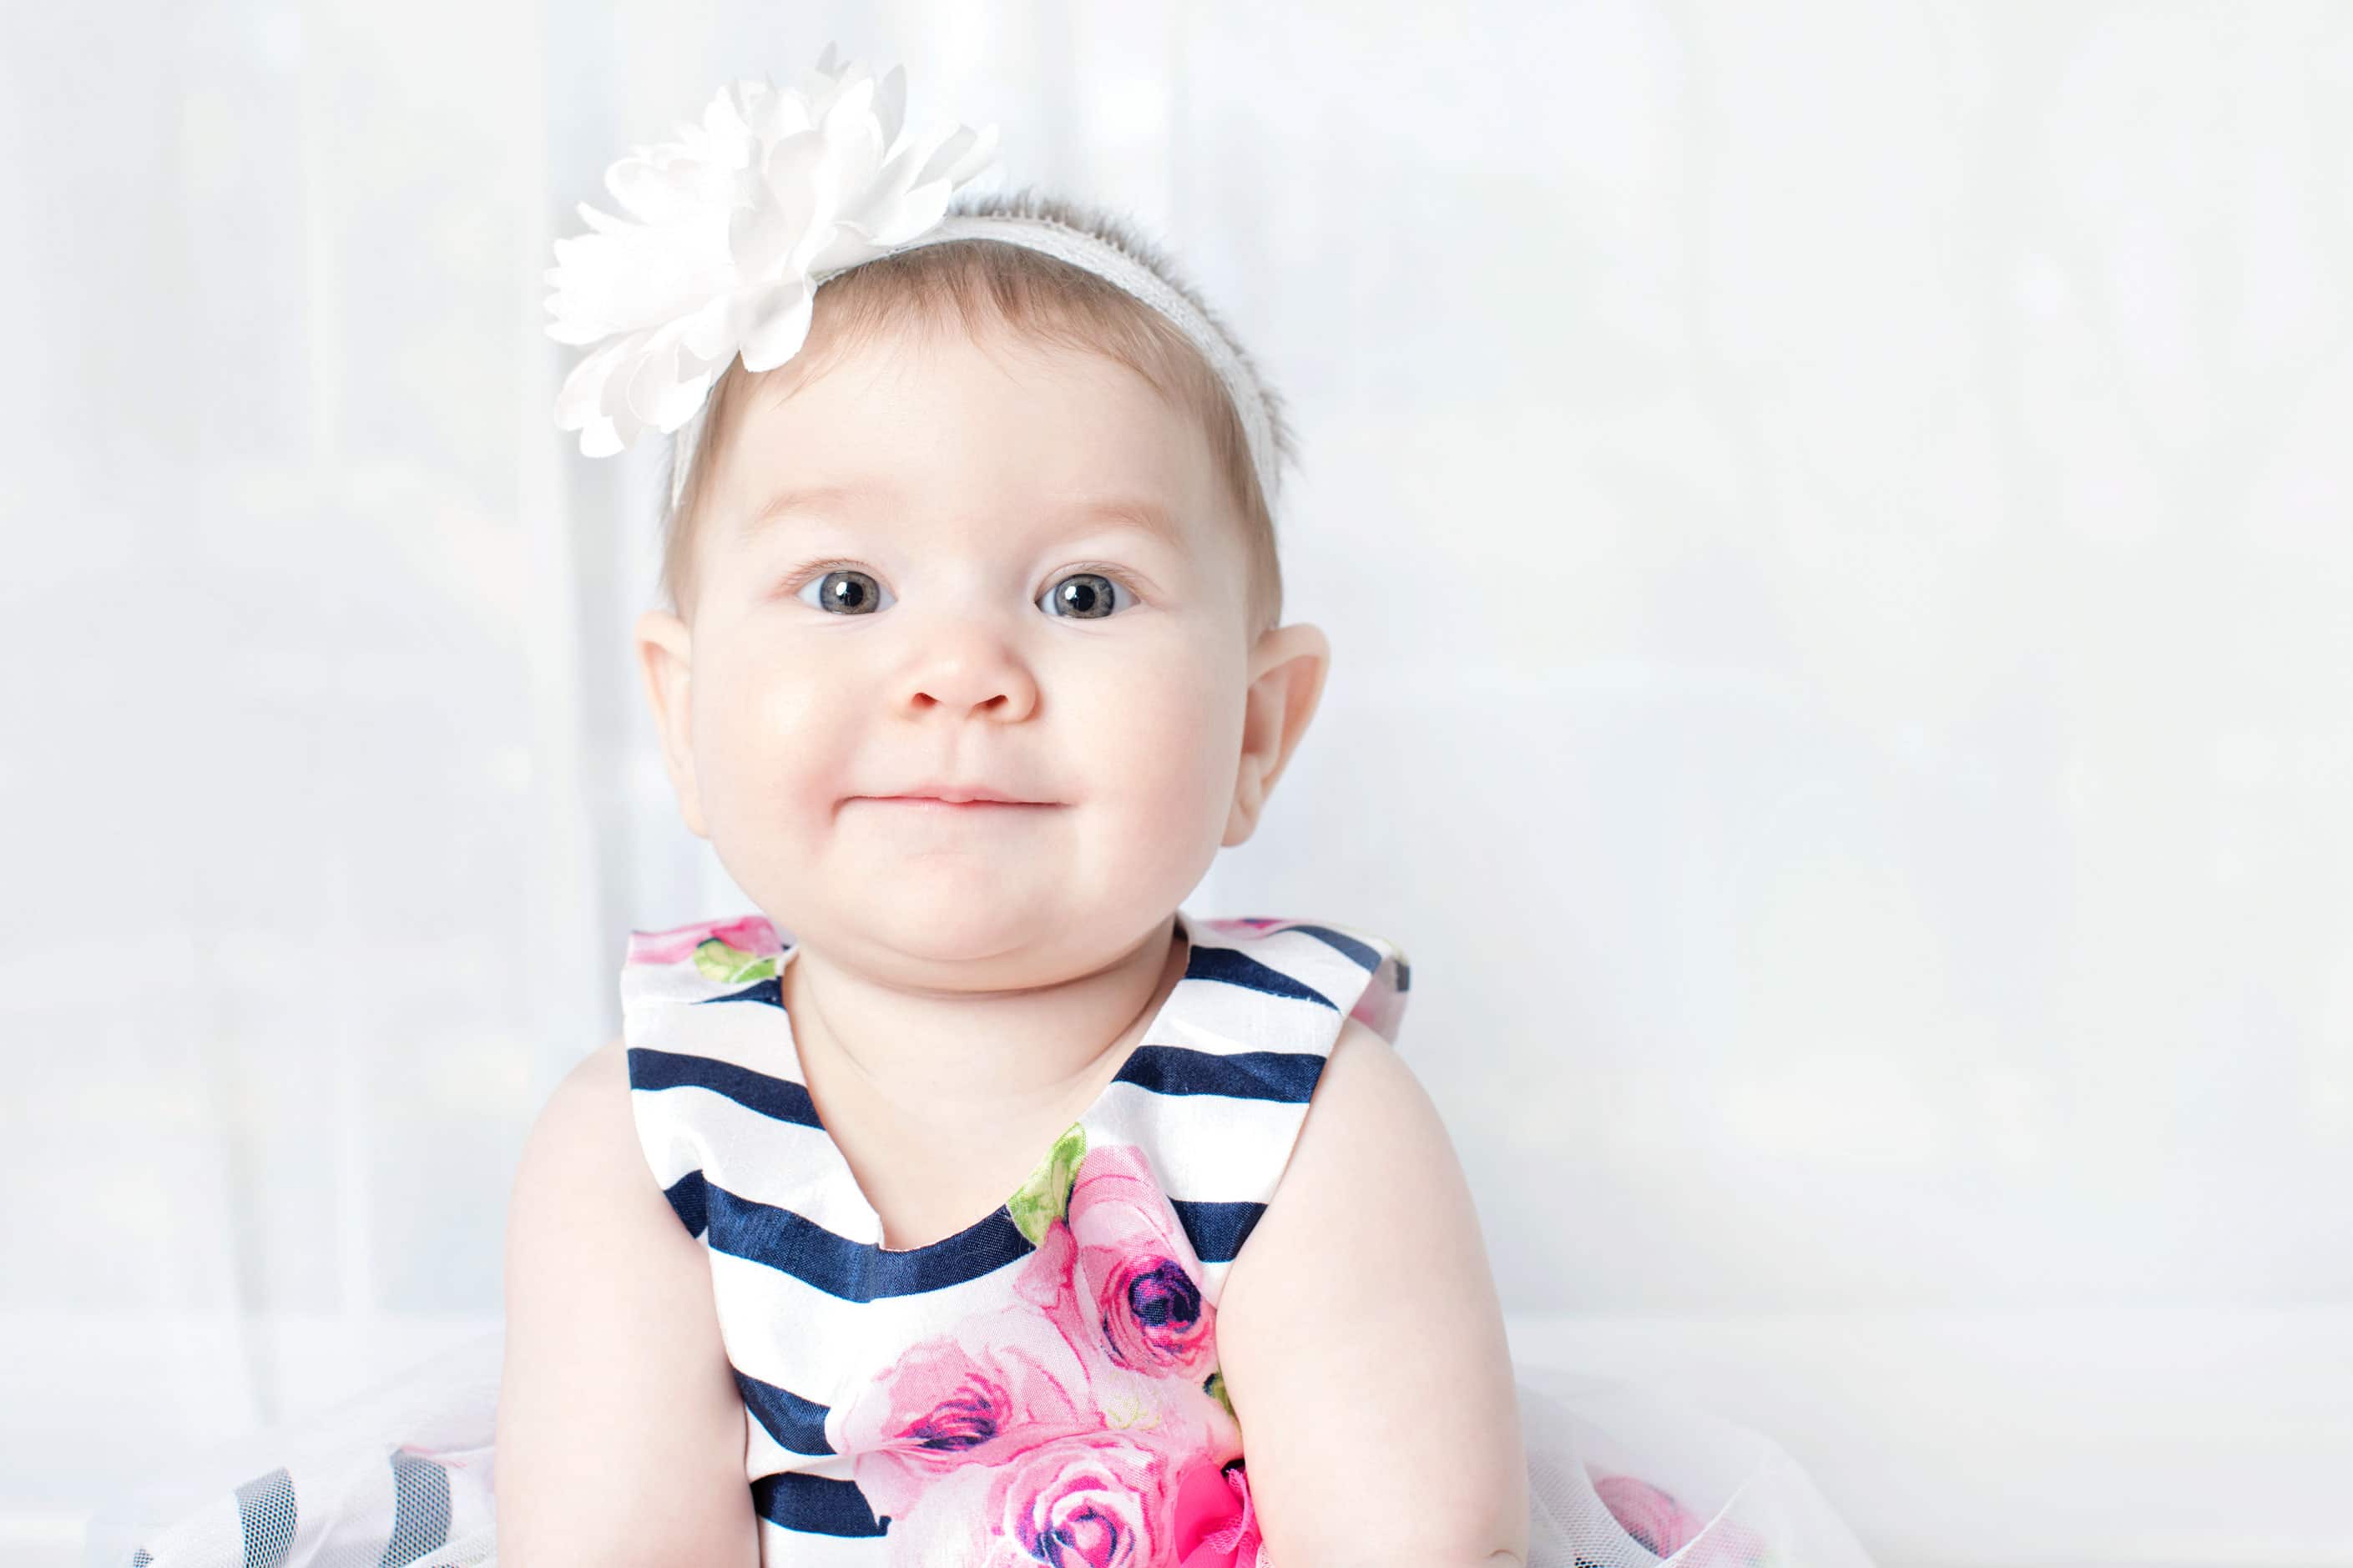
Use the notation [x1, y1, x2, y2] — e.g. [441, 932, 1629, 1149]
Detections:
[767, 911, 1195, 1257]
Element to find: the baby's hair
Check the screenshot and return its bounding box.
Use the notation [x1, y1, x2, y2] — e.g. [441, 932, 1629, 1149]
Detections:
[659, 186, 1296, 638]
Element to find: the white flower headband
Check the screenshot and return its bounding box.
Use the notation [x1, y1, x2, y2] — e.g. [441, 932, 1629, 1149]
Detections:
[545, 43, 1285, 516]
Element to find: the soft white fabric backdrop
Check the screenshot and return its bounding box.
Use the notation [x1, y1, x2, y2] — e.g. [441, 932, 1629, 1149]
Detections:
[4, 3, 2350, 1565]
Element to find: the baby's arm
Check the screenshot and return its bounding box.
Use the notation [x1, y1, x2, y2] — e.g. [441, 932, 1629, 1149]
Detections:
[1216, 1017, 1530, 1567]
[494, 1038, 760, 1567]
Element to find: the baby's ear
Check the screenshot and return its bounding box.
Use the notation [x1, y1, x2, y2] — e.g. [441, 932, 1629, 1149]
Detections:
[634, 609, 709, 839]
[1224, 622, 1331, 848]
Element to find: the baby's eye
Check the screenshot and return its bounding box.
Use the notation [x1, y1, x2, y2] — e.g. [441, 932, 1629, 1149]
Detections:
[1038, 571, 1134, 620]
[798, 567, 895, 616]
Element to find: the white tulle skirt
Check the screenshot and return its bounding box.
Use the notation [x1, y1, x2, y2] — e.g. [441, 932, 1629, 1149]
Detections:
[84, 1334, 1874, 1568]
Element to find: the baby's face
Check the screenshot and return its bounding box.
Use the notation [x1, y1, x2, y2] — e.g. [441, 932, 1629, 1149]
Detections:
[637, 327, 1311, 986]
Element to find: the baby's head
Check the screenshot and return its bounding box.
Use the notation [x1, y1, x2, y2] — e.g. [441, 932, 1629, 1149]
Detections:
[634, 191, 1331, 988]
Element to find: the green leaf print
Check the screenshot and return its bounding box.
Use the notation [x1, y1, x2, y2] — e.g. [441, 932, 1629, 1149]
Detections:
[1007, 1122, 1087, 1246]
[1204, 1369, 1236, 1422]
[693, 937, 778, 985]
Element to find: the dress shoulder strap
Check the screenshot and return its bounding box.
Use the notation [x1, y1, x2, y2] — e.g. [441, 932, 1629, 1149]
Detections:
[615, 913, 845, 1244]
[1083, 913, 1414, 1302]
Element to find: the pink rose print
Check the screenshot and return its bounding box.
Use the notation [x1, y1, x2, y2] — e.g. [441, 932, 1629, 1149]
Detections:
[1016, 1218, 1112, 1378]
[1012, 1214, 1232, 1463]
[624, 914, 780, 966]
[1068, 1145, 1216, 1379]
[983, 1433, 1179, 1568]
[841, 1308, 1100, 1523]
[841, 1132, 1245, 1563]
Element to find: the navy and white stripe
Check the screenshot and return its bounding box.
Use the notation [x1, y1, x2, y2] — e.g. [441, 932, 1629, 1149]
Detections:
[622, 910, 1408, 1561]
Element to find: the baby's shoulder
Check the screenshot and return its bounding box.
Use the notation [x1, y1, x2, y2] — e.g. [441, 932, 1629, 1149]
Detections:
[539, 1035, 631, 1122]
[507, 1033, 707, 1307]
[1299, 1013, 1440, 1167]
[1218, 1008, 1478, 1306]
[518, 1038, 638, 1191]
[1243, 1010, 1455, 1240]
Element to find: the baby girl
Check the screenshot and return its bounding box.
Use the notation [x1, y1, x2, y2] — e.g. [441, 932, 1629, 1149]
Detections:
[496, 50, 1527, 1568]
[101, 47, 1884, 1568]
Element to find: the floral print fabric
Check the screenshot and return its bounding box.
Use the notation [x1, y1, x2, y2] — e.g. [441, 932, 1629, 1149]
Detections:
[837, 1123, 1261, 1566]
[619, 909, 1422, 1565]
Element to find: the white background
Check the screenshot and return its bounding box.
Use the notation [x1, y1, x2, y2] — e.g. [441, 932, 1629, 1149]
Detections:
[3, 3, 2350, 1565]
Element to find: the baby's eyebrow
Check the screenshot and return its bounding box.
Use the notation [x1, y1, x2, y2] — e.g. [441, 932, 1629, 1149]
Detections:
[1065, 496, 1189, 551]
[743, 485, 1189, 551]
[741, 482, 876, 537]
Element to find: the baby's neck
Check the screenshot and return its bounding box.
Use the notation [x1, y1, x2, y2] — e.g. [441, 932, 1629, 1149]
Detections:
[778, 915, 1188, 1131]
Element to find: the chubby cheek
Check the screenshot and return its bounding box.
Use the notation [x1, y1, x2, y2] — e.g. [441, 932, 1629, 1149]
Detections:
[688, 641, 856, 861]
[1060, 644, 1245, 887]
[676, 616, 1252, 945]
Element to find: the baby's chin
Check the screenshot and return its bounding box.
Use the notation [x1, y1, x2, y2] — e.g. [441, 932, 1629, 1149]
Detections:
[781, 867, 1163, 982]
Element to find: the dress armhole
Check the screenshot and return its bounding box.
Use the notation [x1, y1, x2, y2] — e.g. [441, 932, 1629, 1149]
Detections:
[623, 1039, 714, 1243]
[1346, 945, 1411, 1051]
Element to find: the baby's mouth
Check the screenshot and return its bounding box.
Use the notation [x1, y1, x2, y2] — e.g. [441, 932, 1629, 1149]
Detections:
[848, 792, 1063, 813]
[866, 804, 1049, 818]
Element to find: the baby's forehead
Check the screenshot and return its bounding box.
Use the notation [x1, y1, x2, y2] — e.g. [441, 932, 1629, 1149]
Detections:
[721, 472, 1211, 567]
[756, 320, 1189, 439]
[712, 333, 1230, 544]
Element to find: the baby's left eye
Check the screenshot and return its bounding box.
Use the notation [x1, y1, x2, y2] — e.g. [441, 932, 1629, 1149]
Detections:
[1038, 571, 1134, 620]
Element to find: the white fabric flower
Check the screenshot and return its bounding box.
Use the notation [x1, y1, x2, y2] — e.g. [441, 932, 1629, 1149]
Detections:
[545, 43, 999, 456]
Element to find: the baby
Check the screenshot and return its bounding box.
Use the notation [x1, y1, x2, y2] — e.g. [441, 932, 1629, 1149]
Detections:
[497, 57, 1527, 1568]
[98, 52, 1884, 1568]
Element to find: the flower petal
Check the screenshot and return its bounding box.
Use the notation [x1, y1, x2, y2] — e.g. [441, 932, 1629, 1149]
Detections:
[624, 327, 715, 431]
[920, 119, 999, 189]
[735, 82, 789, 147]
[728, 206, 791, 287]
[797, 45, 856, 112]
[871, 63, 906, 152]
[833, 134, 933, 241]
[577, 415, 624, 457]
[731, 129, 822, 280]
[765, 129, 824, 220]
[817, 73, 882, 196]
[573, 200, 625, 236]
[805, 224, 882, 277]
[553, 337, 633, 427]
[856, 170, 954, 247]
[739, 280, 815, 372]
[597, 340, 641, 419]
[704, 82, 754, 146]
[611, 404, 646, 451]
[677, 292, 740, 364]
[653, 368, 716, 434]
[603, 154, 678, 223]
[545, 315, 613, 348]
[583, 386, 642, 456]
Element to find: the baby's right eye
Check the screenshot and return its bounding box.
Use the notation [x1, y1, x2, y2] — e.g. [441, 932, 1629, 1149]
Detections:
[797, 567, 896, 615]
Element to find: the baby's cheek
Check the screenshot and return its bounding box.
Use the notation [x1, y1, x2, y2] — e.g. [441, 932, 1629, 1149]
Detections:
[1081, 682, 1239, 889]
[699, 661, 852, 843]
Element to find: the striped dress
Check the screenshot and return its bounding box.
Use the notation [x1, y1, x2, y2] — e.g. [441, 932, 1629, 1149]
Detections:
[621, 907, 1409, 1565]
[102, 911, 1886, 1568]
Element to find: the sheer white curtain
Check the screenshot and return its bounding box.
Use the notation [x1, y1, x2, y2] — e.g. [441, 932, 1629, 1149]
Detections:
[7, 3, 2351, 1565]
[3, 0, 596, 1554]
